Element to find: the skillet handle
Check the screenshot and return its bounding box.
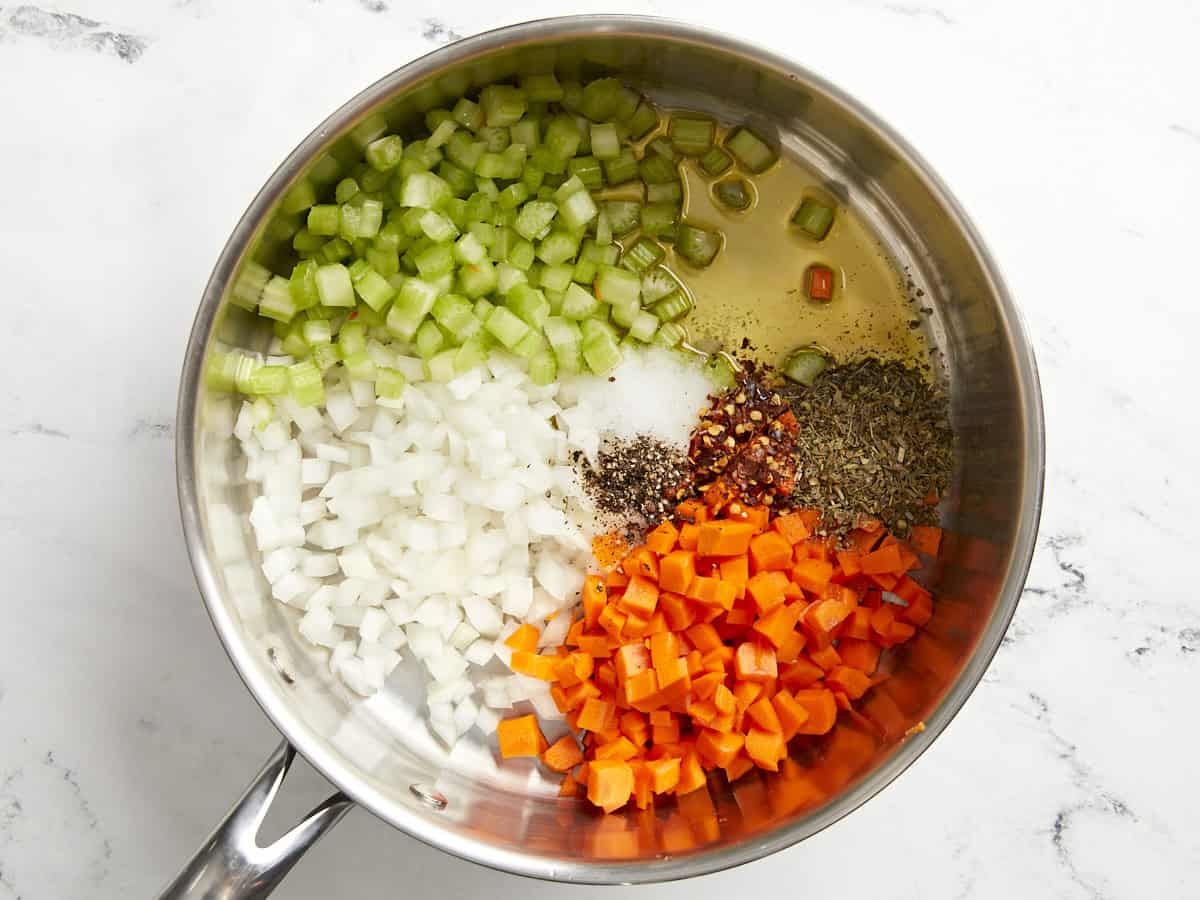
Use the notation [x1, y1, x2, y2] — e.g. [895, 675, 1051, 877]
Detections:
[156, 741, 353, 900]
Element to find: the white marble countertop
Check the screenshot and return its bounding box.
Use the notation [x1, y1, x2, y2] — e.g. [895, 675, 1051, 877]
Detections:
[2, 1, 1197, 897]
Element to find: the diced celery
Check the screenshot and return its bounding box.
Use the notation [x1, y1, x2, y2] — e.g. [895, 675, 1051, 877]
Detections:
[536, 230, 579, 265]
[594, 265, 641, 306]
[366, 135, 404, 171]
[528, 350, 557, 385]
[497, 183, 529, 210]
[522, 163, 546, 193]
[400, 172, 452, 209]
[495, 261, 527, 295]
[675, 224, 723, 267]
[247, 365, 288, 396]
[580, 239, 620, 266]
[628, 310, 659, 342]
[302, 318, 332, 346]
[419, 210, 458, 242]
[553, 175, 587, 203]
[414, 319, 446, 359]
[458, 259, 497, 298]
[603, 148, 638, 186]
[553, 341, 583, 374]
[258, 276, 297, 322]
[668, 115, 715, 156]
[414, 242, 454, 278]
[375, 366, 407, 398]
[465, 193, 495, 226]
[561, 283, 601, 320]
[344, 350, 378, 380]
[484, 305, 531, 348]
[639, 155, 678, 184]
[431, 293, 477, 340]
[452, 97, 483, 132]
[427, 119, 458, 150]
[543, 315, 582, 349]
[601, 200, 641, 235]
[454, 332, 492, 373]
[567, 156, 603, 190]
[653, 290, 693, 322]
[640, 203, 679, 238]
[582, 333, 622, 374]
[292, 229, 325, 254]
[726, 126, 778, 173]
[446, 132, 486, 171]
[716, 178, 754, 211]
[281, 179, 317, 215]
[646, 181, 683, 205]
[427, 348, 458, 382]
[558, 188, 598, 231]
[311, 342, 340, 372]
[473, 298, 495, 320]
[339, 320, 367, 355]
[648, 137, 679, 162]
[287, 360, 324, 406]
[426, 109, 453, 132]
[349, 112, 388, 149]
[288, 259, 320, 310]
[349, 262, 396, 311]
[366, 246, 400, 278]
[385, 277, 440, 340]
[573, 258, 597, 285]
[791, 198, 835, 240]
[506, 284, 550, 328]
[508, 238, 535, 271]
[478, 126, 511, 153]
[307, 204, 341, 236]
[519, 72, 564, 102]
[610, 298, 640, 329]
[480, 84, 527, 127]
[580, 78, 621, 122]
[621, 237, 664, 274]
[335, 178, 360, 205]
[539, 263, 574, 294]
[510, 119, 540, 149]
[315, 263, 355, 308]
[319, 238, 352, 263]
[783, 348, 829, 385]
[544, 115, 582, 160]
[437, 160, 475, 197]
[700, 146, 733, 176]
[589, 122, 620, 160]
[512, 328, 548, 360]
[514, 200, 558, 241]
[626, 101, 659, 140]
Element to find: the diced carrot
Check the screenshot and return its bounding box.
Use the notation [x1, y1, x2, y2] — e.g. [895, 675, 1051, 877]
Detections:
[595, 660, 617, 693]
[838, 638, 881, 673]
[648, 631, 681, 674]
[718, 555, 748, 599]
[734, 641, 778, 683]
[592, 532, 630, 572]
[559, 772, 580, 797]
[675, 498, 709, 525]
[653, 718, 681, 744]
[623, 546, 660, 581]
[744, 728, 784, 771]
[605, 568, 630, 590]
[658, 591, 696, 631]
[614, 642, 651, 683]
[732, 679, 763, 710]
[779, 656, 825, 688]
[659, 550, 696, 594]
[505, 623, 540, 652]
[645, 756, 681, 793]
[746, 571, 788, 613]
[722, 599, 757, 628]
[497, 714, 547, 758]
[582, 577, 607, 628]
[594, 735, 639, 762]
[678, 523, 700, 551]
[804, 599, 851, 638]
[793, 688, 838, 734]
[554, 651, 594, 687]
[889, 620, 917, 643]
[622, 668, 659, 708]
[772, 511, 812, 545]
[835, 549, 862, 577]
[894, 576, 933, 627]
[561, 680, 601, 711]
[723, 752, 756, 783]
[510, 650, 556, 681]
[791, 558, 834, 594]
[587, 760, 635, 813]
[577, 633, 614, 658]
[771, 689, 810, 740]
[701, 645, 734, 672]
[542, 735, 584, 772]
[841, 606, 873, 640]
[752, 602, 803, 648]
[860, 543, 905, 575]
[697, 520, 756, 557]
[865, 570, 899, 591]
[742, 505, 771, 534]
[646, 520, 680, 555]
[643, 610, 669, 636]
[577, 697, 615, 733]
[702, 479, 737, 511]
[697, 728, 744, 768]
[909, 525, 942, 557]
[776, 627, 808, 663]
[675, 750, 707, 795]
[620, 575, 660, 617]
[713, 683, 736, 715]
[688, 575, 736, 610]
[870, 604, 897, 639]
[826, 665, 873, 701]
[688, 671, 721, 701]
[630, 761, 654, 810]
[808, 644, 842, 671]
[749, 530, 793, 572]
[746, 694, 783, 732]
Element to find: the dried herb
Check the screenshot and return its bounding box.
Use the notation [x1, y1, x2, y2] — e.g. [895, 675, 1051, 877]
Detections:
[581, 436, 692, 529]
[779, 358, 955, 537]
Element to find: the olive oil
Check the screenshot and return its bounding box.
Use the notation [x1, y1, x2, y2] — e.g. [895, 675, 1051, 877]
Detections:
[646, 124, 930, 368]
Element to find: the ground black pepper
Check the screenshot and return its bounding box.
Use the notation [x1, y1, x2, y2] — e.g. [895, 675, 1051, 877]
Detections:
[580, 436, 692, 531]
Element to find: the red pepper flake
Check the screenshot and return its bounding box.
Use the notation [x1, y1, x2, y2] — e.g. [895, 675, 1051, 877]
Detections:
[806, 264, 834, 302]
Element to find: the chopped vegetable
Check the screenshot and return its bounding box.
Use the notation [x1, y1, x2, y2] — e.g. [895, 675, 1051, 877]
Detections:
[806, 264, 835, 302]
[783, 348, 829, 385]
[792, 198, 835, 240]
[725, 126, 778, 173]
[714, 178, 753, 211]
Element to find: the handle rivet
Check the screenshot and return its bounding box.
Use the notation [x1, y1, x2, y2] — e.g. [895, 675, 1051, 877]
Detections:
[409, 784, 448, 810]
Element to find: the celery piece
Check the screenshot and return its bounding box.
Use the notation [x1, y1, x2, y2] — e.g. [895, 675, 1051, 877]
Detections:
[473, 298, 495, 320]
[432, 293, 478, 341]
[349, 262, 395, 312]
[454, 332, 491, 374]
[281, 179, 317, 215]
[726, 126, 778, 173]
[628, 310, 659, 342]
[344, 350, 377, 380]
[349, 112, 388, 149]
[427, 120, 458, 151]
[510, 118, 540, 149]
[366, 135, 404, 171]
[484, 306, 531, 349]
[454, 232, 487, 265]
[365, 246, 399, 279]
[497, 183, 530, 210]
[601, 200, 641, 235]
[289, 259, 320, 310]
[400, 172, 452, 209]
[437, 160, 475, 198]
[292, 229, 325, 254]
[506, 284, 550, 328]
[539, 263, 574, 294]
[536, 230, 579, 265]
[653, 290, 693, 322]
[519, 73, 564, 102]
[419, 210, 459, 242]
[427, 348, 458, 383]
[286, 359, 324, 406]
[582, 333, 622, 374]
[620, 237, 664, 274]
[528, 350, 557, 385]
[246, 365, 288, 396]
[791, 198, 835, 240]
[603, 148, 639, 186]
[595, 208, 613, 247]
[594, 265, 641, 306]
[553, 341, 583, 374]
[560, 80, 584, 112]
[508, 238, 535, 271]
[646, 181, 683, 205]
[475, 176, 499, 199]
[543, 316, 582, 350]
[414, 243, 454, 278]
[590, 122, 620, 160]
[315, 263, 355, 308]
[783, 349, 828, 386]
[572, 258, 597, 285]
[553, 174, 587, 203]
[458, 259, 497, 298]
[480, 85, 527, 127]
[626, 101, 659, 140]
[446, 132, 486, 171]
[336, 178, 360, 205]
[311, 342, 340, 371]
[668, 115, 715, 156]
[452, 97, 483, 132]
[562, 283, 601, 320]
[567, 156, 603, 190]
[385, 277, 440, 340]
[522, 163, 546, 194]
[512, 329, 548, 360]
[425, 108, 453, 132]
[375, 366, 407, 399]
[648, 137, 679, 162]
[302, 318, 332, 346]
[580, 78, 621, 122]
[544, 115, 582, 161]
[414, 319, 446, 359]
[639, 155, 678, 185]
[307, 205, 341, 236]
[610, 297, 640, 329]
[640, 202, 680, 238]
[465, 192, 495, 224]
[477, 126, 511, 153]
[258, 276, 297, 322]
[580, 239, 620, 266]
[653, 321, 687, 349]
[675, 224, 723, 267]
[319, 238, 352, 263]
[514, 201, 558, 241]
[558, 189, 598, 231]
[699, 146, 733, 176]
[498, 143, 527, 179]
[475, 152, 507, 179]
[338, 320, 367, 355]
[641, 267, 679, 304]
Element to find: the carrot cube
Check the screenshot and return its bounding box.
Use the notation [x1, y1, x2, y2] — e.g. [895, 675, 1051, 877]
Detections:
[746, 696, 782, 732]
[791, 558, 834, 594]
[792, 688, 838, 734]
[734, 641, 777, 683]
[620, 575, 660, 617]
[646, 757, 681, 794]
[659, 550, 696, 594]
[623, 546, 660, 581]
[587, 759, 635, 813]
[577, 697, 616, 733]
[744, 728, 785, 771]
[542, 735, 584, 772]
[505, 623, 539, 652]
[746, 571, 788, 613]
[697, 729, 744, 768]
[772, 511, 811, 545]
[646, 520, 680, 555]
[497, 714, 547, 758]
[749, 530, 793, 572]
[771, 689, 810, 740]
